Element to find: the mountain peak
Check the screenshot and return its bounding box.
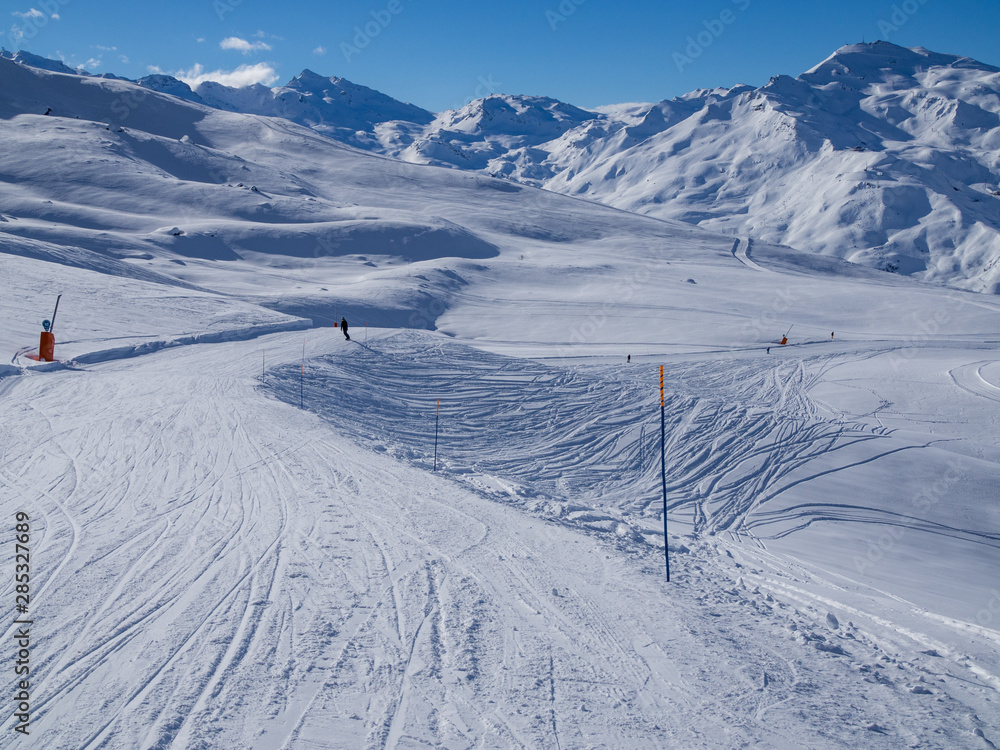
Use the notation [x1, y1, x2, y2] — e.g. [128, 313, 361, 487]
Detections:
[293, 68, 329, 83]
[136, 74, 203, 104]
[1, 48, 83, 75]
[801, 41, 999, 86]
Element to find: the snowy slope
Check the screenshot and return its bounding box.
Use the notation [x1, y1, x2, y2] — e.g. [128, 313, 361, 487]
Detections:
[9, 42, 1000, 293]
[1, 52, 1000, 749]
[191, 69, 434, 152]
[387, 94, 599, 171]
[399, 43, 1000, 294]
[0, 48, 81, 75]
[531, 43, 1000, 294]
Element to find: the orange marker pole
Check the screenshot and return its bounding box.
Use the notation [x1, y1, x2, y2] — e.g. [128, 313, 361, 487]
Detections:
[660, 366, 670, 582]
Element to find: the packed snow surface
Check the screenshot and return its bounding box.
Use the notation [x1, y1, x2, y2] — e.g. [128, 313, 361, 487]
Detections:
[0, 52, 999, 749]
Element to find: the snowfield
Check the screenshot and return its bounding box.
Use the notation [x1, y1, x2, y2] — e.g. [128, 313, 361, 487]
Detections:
[0, 51, 999, 749]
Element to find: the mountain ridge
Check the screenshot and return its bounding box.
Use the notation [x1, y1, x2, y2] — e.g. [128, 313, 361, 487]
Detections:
[4, 41, 1000, 292]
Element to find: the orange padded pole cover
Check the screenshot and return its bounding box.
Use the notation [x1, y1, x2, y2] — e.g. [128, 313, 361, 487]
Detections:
[39, 331, 55, 362]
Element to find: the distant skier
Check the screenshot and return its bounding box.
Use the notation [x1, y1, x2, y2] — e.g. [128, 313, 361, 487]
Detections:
[340, 317, 350, 340]
[627, 354, 631, 363]
[831, 331, 835, 340]
[767, 347, 770, 354]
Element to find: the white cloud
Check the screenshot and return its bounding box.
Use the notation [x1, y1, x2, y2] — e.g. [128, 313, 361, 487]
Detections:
[12, 8, 44, 19]
[196, 37, 205, 43]
[313, 45, 326, 56]
[219, 36, 271, 54]
[51, 12, 58, 19]
[174, 62, 279, 88]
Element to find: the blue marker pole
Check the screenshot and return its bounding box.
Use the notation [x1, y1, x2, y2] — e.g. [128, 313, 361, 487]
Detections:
[660, 366, 670, 582]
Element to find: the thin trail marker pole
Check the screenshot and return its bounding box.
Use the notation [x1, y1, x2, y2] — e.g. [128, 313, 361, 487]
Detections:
[50, 294, 62, 335]
[262, 350, 265, 382]
[660, 366, 671, 582]
[300, 341, 305, 410]
[433, 399, 440, 471]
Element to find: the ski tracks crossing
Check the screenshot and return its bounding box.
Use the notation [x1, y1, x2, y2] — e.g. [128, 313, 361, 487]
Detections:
[0, 330, 996, 748]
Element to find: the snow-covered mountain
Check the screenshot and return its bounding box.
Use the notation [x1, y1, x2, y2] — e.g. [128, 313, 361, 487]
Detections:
[8, 42, 999, 292]
[530, 43, 1000, 294]
[186, 68, 432, 150]
[1, 47, 80, 75]
[385, 94, 599, 171]
[385, 42, 1000, 294]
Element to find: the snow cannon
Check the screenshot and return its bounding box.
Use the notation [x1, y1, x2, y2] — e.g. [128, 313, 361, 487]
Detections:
[39, 320, 55, 362]
[37, 295, 61, 362]
[779, 336, 788, 346]
[780, 324, 793, 346]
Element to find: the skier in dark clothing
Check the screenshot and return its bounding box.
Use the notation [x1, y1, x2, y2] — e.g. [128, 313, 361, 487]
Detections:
[340, 317, 350, 340]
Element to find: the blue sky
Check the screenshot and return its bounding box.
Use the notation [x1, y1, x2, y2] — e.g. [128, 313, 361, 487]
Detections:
[5, 0, 999, 112]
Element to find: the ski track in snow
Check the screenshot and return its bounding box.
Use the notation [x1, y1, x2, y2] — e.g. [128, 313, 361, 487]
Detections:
[0, 330, 997, 749]
[269, 334, 957, 548]
[950, 360, 1000, 403]
[732, 238, 768, 274]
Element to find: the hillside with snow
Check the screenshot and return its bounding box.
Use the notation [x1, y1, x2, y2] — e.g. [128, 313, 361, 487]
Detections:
[0, 52, 999, 749]
[384, 43, 1000, 295]
[9, 42, 999, 292]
